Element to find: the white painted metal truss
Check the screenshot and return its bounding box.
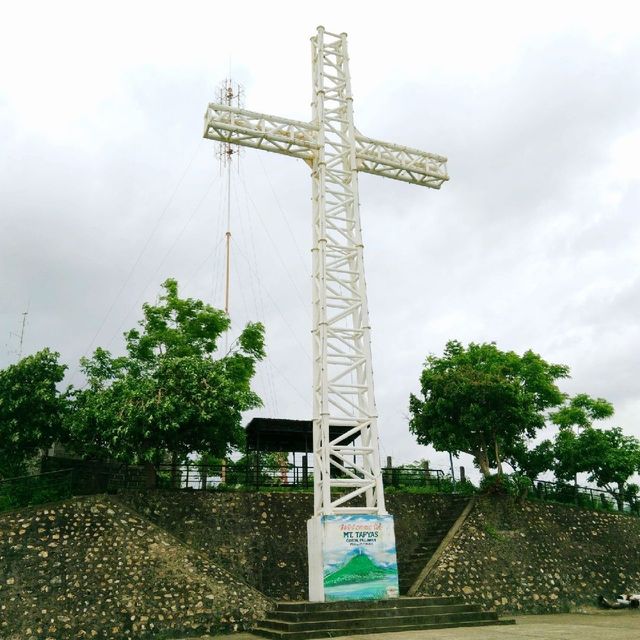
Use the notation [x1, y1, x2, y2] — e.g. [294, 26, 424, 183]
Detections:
[203, 27, 448, 516]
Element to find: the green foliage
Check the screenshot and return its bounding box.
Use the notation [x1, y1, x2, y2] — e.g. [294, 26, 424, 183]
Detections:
[479, 473, 532, 501]
[453, 478, 478, 495]
[549, 393, 639, 508]
[506, 439, 554, 481]
[557, 426, 640, 507]
[552, 428, 582, 482]
[0, 470, 73, 513]
[0, 349, 68, 477]
[624, 483, 640, 514]
[479, 473, 512, 496]
[578, 427, 640, 488]
[550, 394, 614, 430]
[68, 279, 266, 464]
[512, 473, 533, 500]
[224, 452, 290, 486]
[409, 340, 568, 477]
[482, 523, 505, 541]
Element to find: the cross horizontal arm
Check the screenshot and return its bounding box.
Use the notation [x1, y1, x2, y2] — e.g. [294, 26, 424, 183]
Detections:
[203, 103, 318, 161]
[355, 133, 449, 189]
[203, 104, 449, 189]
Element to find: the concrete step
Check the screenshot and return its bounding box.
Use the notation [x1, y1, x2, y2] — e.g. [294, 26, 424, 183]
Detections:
[271, 602, 482, 622]
[259, 610, 500, 633]
[273, 596, 464, 613]
[254, 596, 513, 640]
[253, 618, 515, 640]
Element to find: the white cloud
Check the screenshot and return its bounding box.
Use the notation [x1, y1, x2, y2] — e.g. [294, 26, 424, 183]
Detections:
[1, 0, 639, 484]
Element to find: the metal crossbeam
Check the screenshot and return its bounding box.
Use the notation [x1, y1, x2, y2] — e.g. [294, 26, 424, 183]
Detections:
[203, 112, 449, 188]
[355, 134, 448, 188]
[203, 27, 448, 518]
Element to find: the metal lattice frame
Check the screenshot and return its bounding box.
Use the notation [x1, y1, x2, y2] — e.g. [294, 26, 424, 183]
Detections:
[203, 26, 448, 517]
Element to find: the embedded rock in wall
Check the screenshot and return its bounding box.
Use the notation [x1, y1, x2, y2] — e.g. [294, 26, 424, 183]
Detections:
[118, 490, 314, 601]
[117, 490, 461, 601]
[0, 496, 271, 640]
[417, 497, 640, 615]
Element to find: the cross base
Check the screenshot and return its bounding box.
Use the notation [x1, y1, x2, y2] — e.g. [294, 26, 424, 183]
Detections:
[307, 514, 399, 602]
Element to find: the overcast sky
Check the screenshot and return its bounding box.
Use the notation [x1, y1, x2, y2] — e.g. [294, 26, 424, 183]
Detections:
[1, 1, 639, 477]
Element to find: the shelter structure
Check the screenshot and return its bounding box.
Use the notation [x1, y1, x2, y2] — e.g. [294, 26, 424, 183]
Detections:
[245, 417, 359, 487]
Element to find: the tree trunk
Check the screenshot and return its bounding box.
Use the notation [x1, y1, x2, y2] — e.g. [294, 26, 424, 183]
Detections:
[616, 483, 625, 512]
[493, 436, 504, 476]
[171, 450, 179, 488]
[475, 448, 491, 477]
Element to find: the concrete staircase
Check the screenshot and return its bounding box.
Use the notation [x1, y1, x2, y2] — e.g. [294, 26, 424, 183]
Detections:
[398, 496, 469, 595]
[253, 596, 514, 639]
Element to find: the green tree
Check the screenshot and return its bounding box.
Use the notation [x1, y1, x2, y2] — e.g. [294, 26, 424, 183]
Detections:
[68, 279, 265, 468]
[550, 393, 614, 430]
[552, 428, 582, 483]
[409, 340, 568, 478]
[550, 393, 615, 487]
[0, 349, 68, 477]
[567, 427, 640, 510]
[505, 439, 555, 481]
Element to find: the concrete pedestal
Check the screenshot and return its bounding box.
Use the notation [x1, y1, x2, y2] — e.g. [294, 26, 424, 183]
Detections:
[307, 514, 399, 602]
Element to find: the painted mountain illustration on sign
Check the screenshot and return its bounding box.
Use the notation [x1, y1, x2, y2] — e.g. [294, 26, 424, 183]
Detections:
[324, 551, 395, 587]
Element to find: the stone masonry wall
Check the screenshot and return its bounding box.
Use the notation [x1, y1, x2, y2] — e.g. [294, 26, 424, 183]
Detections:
[0, 495, 270, 640]
[117, 490, 459, 601]
[417, 496, 640, 615]
[4, 488, 638, 635]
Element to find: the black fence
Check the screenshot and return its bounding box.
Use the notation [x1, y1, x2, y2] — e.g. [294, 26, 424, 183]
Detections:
[4, 459, 637, 518]
[0, 469, 74, 512]
[0, 464, 149, 513]
[532, 479, 638, 514]
[0, 462, 448, 513]
[155, 462, 446, 492]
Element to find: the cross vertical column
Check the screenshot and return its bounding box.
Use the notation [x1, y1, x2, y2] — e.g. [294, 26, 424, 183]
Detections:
[310, 28, 385, 517]
[202, 25, 448, 603]
[307, 27, 397, 603]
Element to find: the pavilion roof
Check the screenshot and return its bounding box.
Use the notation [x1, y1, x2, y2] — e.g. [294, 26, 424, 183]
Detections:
[245, 417, 359, 453]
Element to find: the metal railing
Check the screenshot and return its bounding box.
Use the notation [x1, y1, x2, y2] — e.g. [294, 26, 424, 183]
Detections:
[155, 462, 447, 492]
[2, 460, 638, 519]
[532, 479, 638, 514]
[0, 469, 74, 512]
[0, 465, 146, 513]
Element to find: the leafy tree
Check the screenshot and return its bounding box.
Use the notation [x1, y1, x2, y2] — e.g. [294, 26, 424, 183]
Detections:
[505, 439, 555, 481]
[564, 427, 640, 510]
[409, 340, 568, 478]
[0, 349, 68, 477]
[552, 428, 582, 484]
[550, 393, 614, 430]
[550, 393, 615, 486]
[68, 279, 265, 468]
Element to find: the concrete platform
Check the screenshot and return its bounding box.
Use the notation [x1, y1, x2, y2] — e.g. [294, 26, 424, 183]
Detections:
[196, 610, 640, 640]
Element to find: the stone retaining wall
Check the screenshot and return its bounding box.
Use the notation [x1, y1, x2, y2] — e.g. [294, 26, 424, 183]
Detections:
[4, 489, 639, 638]
[0, 495, 270, 640]
[117, 490, 459, 601]
[417, 496, 640, 615]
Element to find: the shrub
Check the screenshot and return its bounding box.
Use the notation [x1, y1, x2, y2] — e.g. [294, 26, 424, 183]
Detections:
[479, 474, 513, 496]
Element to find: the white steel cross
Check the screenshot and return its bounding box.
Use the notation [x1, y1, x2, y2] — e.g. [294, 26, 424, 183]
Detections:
[204, 27, 448, 518]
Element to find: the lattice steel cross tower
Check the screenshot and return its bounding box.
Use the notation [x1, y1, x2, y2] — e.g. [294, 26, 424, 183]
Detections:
[204, 26, 448, 600]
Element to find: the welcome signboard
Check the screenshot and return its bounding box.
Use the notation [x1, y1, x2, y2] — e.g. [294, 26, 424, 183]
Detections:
[308, 514, 399, 601]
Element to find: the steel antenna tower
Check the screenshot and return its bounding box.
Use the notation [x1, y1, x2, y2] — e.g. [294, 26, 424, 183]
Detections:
[203, 26, 448, 601]
[8, 307, 29, 361]
[216, 79, 242, 315]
